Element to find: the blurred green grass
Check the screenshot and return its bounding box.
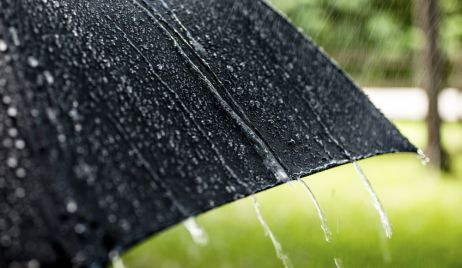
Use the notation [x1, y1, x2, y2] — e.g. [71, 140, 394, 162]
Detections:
[121, 121, 462, 268]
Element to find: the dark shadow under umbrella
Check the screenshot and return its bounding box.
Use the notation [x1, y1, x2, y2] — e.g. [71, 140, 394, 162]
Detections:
[0, 0, 416, 266]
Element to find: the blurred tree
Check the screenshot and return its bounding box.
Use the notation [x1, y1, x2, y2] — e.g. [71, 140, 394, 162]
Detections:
[270, 0, 462, 87]
[414, 0, 449, 170]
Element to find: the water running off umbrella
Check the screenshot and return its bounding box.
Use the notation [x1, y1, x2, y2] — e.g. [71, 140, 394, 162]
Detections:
[298, 178, 333, 243]
[353, 161, 393, 238]
[183, 217, 209, 246]
[252, 195, 293, 268]
[110, 251, 126, 268]
[114, 151, 429, 268]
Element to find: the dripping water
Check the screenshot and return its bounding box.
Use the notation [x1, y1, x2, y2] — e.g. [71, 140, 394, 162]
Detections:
[334, 257, 343, 268]
[378, 227, 392, 263]
[353, 162, 392, 238]
[299, 92, 393, 240]
[183, 217, 209, 246]
[298, 179, 332, 243]
[417, 148, 430, 166]
[109, 251, 126, 268]
[252, 195, 293, 268]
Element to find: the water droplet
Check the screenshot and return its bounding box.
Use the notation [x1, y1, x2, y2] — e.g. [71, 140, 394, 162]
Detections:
[7, 107, 18, 117]
[252, 195, 293, 268]
[109, 251, 126, 268]
[27, 56, 39, 67]
[43, 71, 54, 84]
[7, 157, 18, 168]
[27, 259, 40, 268]
[2, 96, 12, 105]
[15, 187, 26, 198]
[58, 134, 66, 143]
[7, 128, 18, 137]
[0, 39, 7, 52]
[353, 161, 392, 238]
[334, 257, 343, 268]
[183, 217, 208, 246]
[15, 168, 26, 178]
[8, 127, 18, 138]
[264, 159, 290, 182]
[14, 139, 25, 150]
[417, 148, 430, 166]
[74, 223, 87, 234]
[9, 27, 20, 46]
[226, 65, 234, 72]
[66, 200, 78, 213]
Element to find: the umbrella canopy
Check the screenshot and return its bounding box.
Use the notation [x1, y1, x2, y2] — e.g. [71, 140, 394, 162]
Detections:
[0, 0, 416, 266]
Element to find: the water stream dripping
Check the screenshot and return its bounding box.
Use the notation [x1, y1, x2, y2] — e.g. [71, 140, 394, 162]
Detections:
[334, 257, 343, 268]
[353, 161, 392, 238]
[298, 179, 332, 243]
[417, 148, 430, 166]
[109, 252, 126, 268]
[252, 195, 293, 268]
[183, 217, 209, 246]
[378, 227, 392, 263]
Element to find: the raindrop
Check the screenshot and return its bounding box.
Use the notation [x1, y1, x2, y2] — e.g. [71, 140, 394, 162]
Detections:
[7, 128, 18, 137]
[417, 148, 430, 166]
[2, 95, 12, 105]
[264, 159, 290, 182]
[9, 27, 20, 46]
[74, 223, 87, 234]
[27, 56, 39, 67]
[109, 251, 126, 268]
[2, 138, 13, 148]
[7, 107, 18, 117]
[58, 134, 66, 143]
[0, 39, 7, 52]
[66, 200, 78, 213]
[15, 139, 25, 150]
[226, 65, 234, 72]
[334, 257, 343, 268]
[353, 161, 392, 238]
[15, 187, 26, 198]
[6, 157, 18, 168]
[27, 259, 40, 268]
[15, 168, 26, 178]
[298, 178, 332, 242]
[183, 217, 208, 246]
[43, 71, 54, 84]
[252, 195, 293, 268]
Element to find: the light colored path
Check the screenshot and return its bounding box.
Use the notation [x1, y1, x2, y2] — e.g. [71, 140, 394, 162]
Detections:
[363, 87, 461, 121]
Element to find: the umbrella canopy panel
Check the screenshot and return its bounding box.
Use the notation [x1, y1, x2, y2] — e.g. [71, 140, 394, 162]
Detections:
[0, 0, 415, 266]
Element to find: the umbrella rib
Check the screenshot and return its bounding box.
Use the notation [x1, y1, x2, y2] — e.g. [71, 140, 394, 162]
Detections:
[104, 15, 250, 191]
[134, 0, 291, 183]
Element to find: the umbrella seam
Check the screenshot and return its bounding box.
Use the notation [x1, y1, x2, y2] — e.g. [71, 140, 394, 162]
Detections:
[104, 15, 249, 192]
[134, 0, 292, 183]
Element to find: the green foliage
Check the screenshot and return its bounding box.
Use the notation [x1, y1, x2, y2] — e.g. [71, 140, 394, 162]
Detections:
[270, 0, 462, 87]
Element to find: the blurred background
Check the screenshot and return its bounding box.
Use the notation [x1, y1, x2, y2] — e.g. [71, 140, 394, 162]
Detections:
[122, 0, 462, 267]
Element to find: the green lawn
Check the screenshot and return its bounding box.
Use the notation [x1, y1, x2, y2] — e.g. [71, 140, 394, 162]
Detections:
[121, 121, 462, 268]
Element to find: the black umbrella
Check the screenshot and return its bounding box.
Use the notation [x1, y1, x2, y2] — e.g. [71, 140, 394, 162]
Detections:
[0, 0, 416, 266]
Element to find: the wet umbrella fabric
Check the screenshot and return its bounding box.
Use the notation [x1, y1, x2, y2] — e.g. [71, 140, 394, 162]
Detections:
[0, 0, 416, 266]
